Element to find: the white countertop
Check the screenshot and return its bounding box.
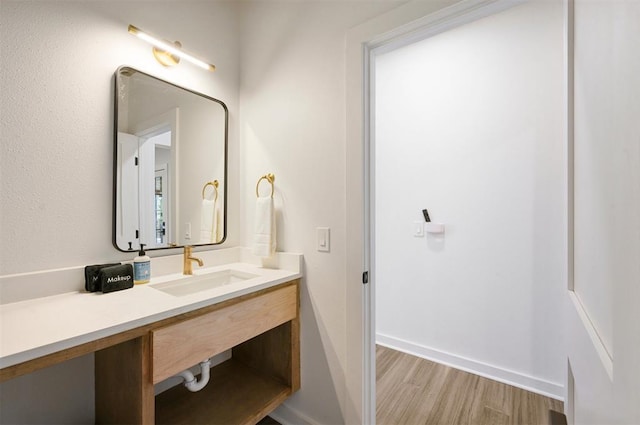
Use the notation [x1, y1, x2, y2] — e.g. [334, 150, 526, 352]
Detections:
[0, 248, 302, 370]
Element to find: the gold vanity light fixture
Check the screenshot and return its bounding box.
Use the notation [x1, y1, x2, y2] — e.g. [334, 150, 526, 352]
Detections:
[128, 25, 216, 72]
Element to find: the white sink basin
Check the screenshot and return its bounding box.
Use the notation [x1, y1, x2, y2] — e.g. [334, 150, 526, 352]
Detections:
[151, 269, 259, 297]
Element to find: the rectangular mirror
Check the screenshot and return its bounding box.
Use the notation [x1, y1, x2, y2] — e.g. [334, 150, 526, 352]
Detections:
[113, 66, 228, 252]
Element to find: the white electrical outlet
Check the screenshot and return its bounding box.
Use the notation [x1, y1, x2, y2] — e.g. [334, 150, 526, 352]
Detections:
[185, 222, 192, 240]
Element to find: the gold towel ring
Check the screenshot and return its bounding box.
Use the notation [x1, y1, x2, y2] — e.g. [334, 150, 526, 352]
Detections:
[202, 180, 219, 202]
[255, 173, 275, 198]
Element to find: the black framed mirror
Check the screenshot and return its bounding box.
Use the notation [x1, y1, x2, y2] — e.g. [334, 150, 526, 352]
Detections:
[113, 66, 228, 252]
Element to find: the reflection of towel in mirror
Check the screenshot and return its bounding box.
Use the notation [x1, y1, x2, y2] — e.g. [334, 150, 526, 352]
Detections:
[252, 196, 276, 257]
[214, 204, 220, 242]
[200, 199, 220, 243]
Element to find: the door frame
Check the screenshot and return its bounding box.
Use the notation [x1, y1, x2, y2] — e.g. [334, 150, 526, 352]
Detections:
[345, 0, 538, 423]
[132, 109, 179, 249]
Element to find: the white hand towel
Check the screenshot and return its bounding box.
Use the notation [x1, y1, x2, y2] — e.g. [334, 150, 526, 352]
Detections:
[200, 199, 216, 243]
[213, 203, 221, 243]
[252, 196, 276, 257]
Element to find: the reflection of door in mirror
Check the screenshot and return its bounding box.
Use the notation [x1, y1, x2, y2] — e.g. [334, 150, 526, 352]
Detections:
[131, 111, 178, 250]
[116, 120, 176, 249]
[116, 133, 140, 251]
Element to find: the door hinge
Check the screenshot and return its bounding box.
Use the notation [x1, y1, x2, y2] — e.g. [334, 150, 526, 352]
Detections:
[362, 271, 369, 284]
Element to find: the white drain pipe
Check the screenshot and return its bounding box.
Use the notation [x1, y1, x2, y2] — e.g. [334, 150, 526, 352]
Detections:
[175, 359, 212, 392]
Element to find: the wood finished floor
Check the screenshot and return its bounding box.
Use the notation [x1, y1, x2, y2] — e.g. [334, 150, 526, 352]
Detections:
[377, 346, 563, 425]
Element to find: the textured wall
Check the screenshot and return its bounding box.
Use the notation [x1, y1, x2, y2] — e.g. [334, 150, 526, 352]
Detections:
[0, 0, 240, 276]
[238, 2, 403, 422]
[0, 1, 239, 422]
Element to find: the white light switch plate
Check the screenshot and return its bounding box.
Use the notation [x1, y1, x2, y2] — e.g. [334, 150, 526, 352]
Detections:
[317, 227, 330, 252]
[413, 221, 424, 237]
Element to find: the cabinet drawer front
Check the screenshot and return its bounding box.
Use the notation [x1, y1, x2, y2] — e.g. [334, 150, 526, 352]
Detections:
[151, 285, 297, 384]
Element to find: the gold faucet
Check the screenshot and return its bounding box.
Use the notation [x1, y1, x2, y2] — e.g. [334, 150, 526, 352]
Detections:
[183, 246, 204, 275]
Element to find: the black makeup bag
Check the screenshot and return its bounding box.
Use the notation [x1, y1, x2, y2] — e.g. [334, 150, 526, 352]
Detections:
[98, 264, 134, 293]
[84, 263, 121, 292]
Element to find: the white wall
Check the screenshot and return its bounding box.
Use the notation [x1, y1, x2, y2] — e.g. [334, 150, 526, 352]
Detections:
[237, 2, 402, 423]
[0, 1, 240, 422]
[568, 0, 640, 423]
[374, 0, 565, 397]
[0, 0, 240, 276]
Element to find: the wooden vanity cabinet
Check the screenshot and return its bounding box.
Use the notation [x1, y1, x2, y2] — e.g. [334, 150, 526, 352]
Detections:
[95, 280, 300, 425]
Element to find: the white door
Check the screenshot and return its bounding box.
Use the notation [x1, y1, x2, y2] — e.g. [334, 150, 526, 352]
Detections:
[137, 135, 156, 249]
[567, 0, 640, 423]
[116, 132, 140, 250]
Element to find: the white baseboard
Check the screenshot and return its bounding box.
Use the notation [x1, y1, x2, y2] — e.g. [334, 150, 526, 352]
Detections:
[376, 333, 564, 401]
[269, 402, 321, 425]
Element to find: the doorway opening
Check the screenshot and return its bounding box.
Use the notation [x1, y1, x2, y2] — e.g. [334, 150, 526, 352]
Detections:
[365, 1, 566, 422]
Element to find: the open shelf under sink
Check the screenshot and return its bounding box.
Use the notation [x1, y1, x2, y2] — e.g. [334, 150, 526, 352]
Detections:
[155, 358, 291, 425]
